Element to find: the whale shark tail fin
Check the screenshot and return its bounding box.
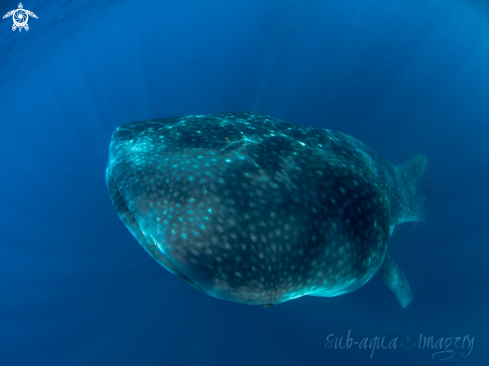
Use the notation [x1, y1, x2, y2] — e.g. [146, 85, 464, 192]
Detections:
[391, 158, 432, 237]
[398, 153, 427, 195]
[379, 154, 427, 307]
[393, 154, 428, 225]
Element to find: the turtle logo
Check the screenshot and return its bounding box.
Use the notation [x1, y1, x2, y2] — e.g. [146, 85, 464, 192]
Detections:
[3, 3, 37, 32]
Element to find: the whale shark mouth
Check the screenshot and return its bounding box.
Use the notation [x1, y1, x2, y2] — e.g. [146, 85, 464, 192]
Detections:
[106, 168, 204, 293]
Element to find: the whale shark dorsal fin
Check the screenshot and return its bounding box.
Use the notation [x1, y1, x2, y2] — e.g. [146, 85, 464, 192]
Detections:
[376, 254, 412, 308]
[398, 153, 427, 194]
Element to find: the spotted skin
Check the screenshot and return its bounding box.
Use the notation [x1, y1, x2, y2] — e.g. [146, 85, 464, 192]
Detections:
[106, 112, 426, 307]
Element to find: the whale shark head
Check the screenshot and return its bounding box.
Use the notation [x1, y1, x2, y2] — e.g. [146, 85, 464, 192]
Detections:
[107, 113, 426, 307]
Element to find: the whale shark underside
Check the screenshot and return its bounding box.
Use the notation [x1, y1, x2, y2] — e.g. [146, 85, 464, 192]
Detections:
[106, 112, 427, 308]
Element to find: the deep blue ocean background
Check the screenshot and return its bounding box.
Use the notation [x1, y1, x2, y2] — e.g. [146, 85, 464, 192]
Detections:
[1, 0, 488, 365]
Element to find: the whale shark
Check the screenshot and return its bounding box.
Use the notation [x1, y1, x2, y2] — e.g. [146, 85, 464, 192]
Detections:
[106, 112, 426, 308]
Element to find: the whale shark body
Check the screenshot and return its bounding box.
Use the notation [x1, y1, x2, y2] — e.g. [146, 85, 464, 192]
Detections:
[106, 112, 426, 308]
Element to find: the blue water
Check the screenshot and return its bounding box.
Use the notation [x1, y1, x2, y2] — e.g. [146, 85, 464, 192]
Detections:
[1, 0, 488, 365]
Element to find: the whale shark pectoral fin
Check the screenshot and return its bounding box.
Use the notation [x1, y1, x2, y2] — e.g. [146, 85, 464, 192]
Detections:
[376, 254, 412, 308]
